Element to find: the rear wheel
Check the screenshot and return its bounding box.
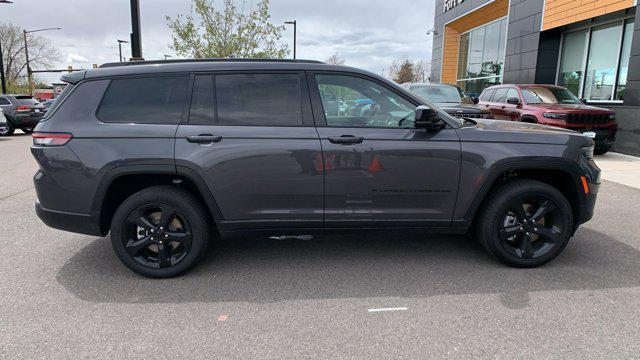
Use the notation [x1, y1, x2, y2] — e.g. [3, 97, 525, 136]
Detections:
[0, 120, 14, 136]
[594, 145, 610, 155]
[110, 186, 210, 278]
[21, 127, 34, 134]
[476, 179, 573, 267]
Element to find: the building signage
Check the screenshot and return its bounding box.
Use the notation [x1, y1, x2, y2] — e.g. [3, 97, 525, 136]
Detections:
[443, 0, 464, 12]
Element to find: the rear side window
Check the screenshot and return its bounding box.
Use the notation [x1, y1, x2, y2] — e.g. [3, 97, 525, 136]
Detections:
[492, 88, 508, 103]
[0, 97, 10, 106]
[97, 76, 188, 124]
[480, 89, 495, 101]
[215, 73, 302, 126]
[189, 74, 215, 125]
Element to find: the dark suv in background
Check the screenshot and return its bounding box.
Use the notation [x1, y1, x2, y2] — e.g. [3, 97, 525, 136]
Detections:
[33, 60, 600, 278]
[403, 83, 492, 120]
[479, 84, 617, 154]
[0, 94, 45, 136]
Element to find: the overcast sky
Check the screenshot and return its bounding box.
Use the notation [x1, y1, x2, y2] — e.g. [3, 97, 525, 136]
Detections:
[1, 0, 435, 85]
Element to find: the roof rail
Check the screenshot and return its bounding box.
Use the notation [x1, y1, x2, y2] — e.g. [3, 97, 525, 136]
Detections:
[99, 58, 324, 68]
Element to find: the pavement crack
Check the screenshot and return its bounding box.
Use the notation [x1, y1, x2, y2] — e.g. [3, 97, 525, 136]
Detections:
[0, 187, 34, 202]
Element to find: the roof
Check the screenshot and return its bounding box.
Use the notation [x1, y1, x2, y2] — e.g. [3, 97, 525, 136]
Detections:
[62, 58, 371, 84]
[485, 83, 564, 89]
[407, 82, 457, 87]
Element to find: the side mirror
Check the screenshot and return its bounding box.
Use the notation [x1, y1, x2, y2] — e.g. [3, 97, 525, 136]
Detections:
[471, 96, 479, 104]
[415, 106, 445, 131]
[506, 97, 521, 105]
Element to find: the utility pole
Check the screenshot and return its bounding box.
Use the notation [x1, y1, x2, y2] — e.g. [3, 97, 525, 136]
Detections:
[117, 39, 129, 62]
[23, 27, 61, 95]
[284, 20, 297, 60]
[130, 0, 143, 60]
[0, 40, 6, 94]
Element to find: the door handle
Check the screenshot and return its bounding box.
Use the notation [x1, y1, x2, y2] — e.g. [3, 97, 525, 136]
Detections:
[186, 134, 222, 144]
[328, 135, 364, 144]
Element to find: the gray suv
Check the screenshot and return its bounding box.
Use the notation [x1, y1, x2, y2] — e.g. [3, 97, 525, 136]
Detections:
[32, 59, 600, 278]
[0, 94, 45, 136]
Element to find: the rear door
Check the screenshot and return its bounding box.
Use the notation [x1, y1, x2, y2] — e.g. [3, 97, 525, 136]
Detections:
[489, 87, 509, 120]
[175, 72, 323, 232]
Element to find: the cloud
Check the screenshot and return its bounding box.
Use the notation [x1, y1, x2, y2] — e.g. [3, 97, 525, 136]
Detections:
[2, 0, 436, 84]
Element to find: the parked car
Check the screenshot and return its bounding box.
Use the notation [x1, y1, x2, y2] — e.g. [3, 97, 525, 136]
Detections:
[478, 84, 617, 154]
[0, 108, 7, 134]
[402, 83, 492, 119]
[41, 99, 57, 112]
[0, 94, 46, 136]
[33, 59, 600, 278]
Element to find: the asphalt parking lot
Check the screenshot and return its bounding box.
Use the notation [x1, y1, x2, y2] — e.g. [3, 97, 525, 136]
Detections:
[2, 133, 640, 359]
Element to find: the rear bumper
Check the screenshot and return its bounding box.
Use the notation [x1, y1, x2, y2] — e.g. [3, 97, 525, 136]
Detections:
[11, 114, 42, 127]
[35, 202, 104, 237]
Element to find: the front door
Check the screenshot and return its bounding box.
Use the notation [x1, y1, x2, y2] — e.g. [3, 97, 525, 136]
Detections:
[310, 73, 461, 228]
[175, 72, 324, 231]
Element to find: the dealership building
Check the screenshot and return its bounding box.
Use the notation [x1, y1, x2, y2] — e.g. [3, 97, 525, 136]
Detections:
[430, 0, 640, 156]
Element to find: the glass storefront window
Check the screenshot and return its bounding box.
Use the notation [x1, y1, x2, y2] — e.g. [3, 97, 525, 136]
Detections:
[558, 30, 588, 97]
[584, 22, 622, 101]
[558, 17, 634, 102]
[616, 19, 634, 101]
[456, 17, 508, 95]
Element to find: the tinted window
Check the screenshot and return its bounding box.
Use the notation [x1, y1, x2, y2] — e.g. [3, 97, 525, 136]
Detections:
[97, 76, 188, 124]
[0, 97, 10, 106]
[506, 88, 519, 101]
[189, 74, 215, 125]
[16, 96, 40, 106]
[216, 73, 302, 126]
[480, 89, 495, 101]
[491, 88, 508, 103]
[316, 74, 415, 128]
[522, 87, 582, 104]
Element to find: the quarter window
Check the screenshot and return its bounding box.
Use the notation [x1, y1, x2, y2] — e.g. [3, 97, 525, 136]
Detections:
[215, 73, 303, 126]
[0, 97, 10, 106]
[189, 74, 215, 125]
[97, 76, 188, 124]
[315, 74, 416, 128]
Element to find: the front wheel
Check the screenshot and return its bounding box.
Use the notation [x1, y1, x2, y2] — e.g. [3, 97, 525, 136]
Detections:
[0, 120, 14, 136]
[594, 145, 611, 155]
[110, 186, 210, 278]
[22, 126, 34, 134]
[475, 179, 573, 268]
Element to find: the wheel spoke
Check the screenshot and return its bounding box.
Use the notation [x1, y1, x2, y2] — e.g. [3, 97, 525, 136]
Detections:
[157, 241, 172, 268]
[520, 233, 534, 259]
[508, 200, 527, 221]
[158, 205, 177, 229]
[499, 225, 522, 241]
[134, 216, 155, 231]
[125, 236, 152, 257]
[531, 200, 556, 222]
[534, 226, 562, 244]
[165, 231, 192, 246]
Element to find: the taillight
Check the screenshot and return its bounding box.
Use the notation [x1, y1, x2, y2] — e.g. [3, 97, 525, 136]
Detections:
[32, 132, 73, 146]
[16, 105, 30, 112]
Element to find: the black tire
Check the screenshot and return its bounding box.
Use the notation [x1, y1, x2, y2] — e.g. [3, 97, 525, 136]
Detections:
[594, 146, 610, 155]
[475, 179, 573, 268]
[0, 119, 14, 136]
[21, 127, 34, 134]
[110, 186, 210, 278]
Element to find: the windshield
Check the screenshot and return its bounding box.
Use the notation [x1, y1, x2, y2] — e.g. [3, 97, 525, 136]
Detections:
[410, 85, 473, 104]
[521, 87, 582, 104]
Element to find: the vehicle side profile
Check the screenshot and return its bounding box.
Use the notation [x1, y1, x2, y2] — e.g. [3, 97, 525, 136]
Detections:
[478, 84, 617, 154]
[402, 82, 492, 120]
[32, 60, 600, 278]
[0, 94, 45, 136]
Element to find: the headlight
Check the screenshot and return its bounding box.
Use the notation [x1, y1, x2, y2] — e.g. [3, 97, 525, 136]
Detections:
[543, 113, 568, 119]
[608, 113, 616, 120]
[581, 145, 594, 160]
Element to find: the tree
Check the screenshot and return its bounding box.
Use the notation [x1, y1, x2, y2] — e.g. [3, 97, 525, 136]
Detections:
[166, 0, 289, 59]
[325, 53, 345, 66]
[389, 58, 415, 84]
[0, 22, 59, 89]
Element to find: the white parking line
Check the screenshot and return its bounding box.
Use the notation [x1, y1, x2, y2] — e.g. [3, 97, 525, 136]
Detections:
[367, 307, 408, 313]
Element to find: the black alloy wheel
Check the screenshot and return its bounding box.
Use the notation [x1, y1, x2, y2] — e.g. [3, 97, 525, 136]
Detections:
[123, 204, 192, 269]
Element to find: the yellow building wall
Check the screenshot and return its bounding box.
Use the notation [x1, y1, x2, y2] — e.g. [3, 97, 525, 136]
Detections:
[543, 0, 635, 30]
[441, 0, 509, 84]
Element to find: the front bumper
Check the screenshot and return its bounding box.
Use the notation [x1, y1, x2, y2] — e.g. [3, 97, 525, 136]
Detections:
[576, 159, 601, 226]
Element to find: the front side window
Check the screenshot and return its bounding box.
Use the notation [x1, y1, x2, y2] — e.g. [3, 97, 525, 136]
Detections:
[506, 89, 519, 102]
[97, 76, 188, 124]
[522, 87, 581, 105]
[216, 73, 302, 126]
[315, 74, 415, 128]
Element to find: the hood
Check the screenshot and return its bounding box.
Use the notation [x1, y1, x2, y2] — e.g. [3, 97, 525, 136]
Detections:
[457, 119, 593, 146]
[436, 103, 488, 114]
[526, 103, 613, 113]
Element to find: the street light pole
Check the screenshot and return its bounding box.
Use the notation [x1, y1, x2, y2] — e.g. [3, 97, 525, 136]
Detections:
[130, 0, 143, 60]
[117, 39, 129, 62]
[0, 40, 6, 94]
[284, 20, 297, 60]
[23, 27, 61, 95]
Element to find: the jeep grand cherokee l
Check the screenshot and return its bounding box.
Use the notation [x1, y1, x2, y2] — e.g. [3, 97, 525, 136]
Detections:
[402, 83, 492, 120]
[0, 94, 45, 136]
[479, 84, 617, 154]
[32, 59, 600, 278]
